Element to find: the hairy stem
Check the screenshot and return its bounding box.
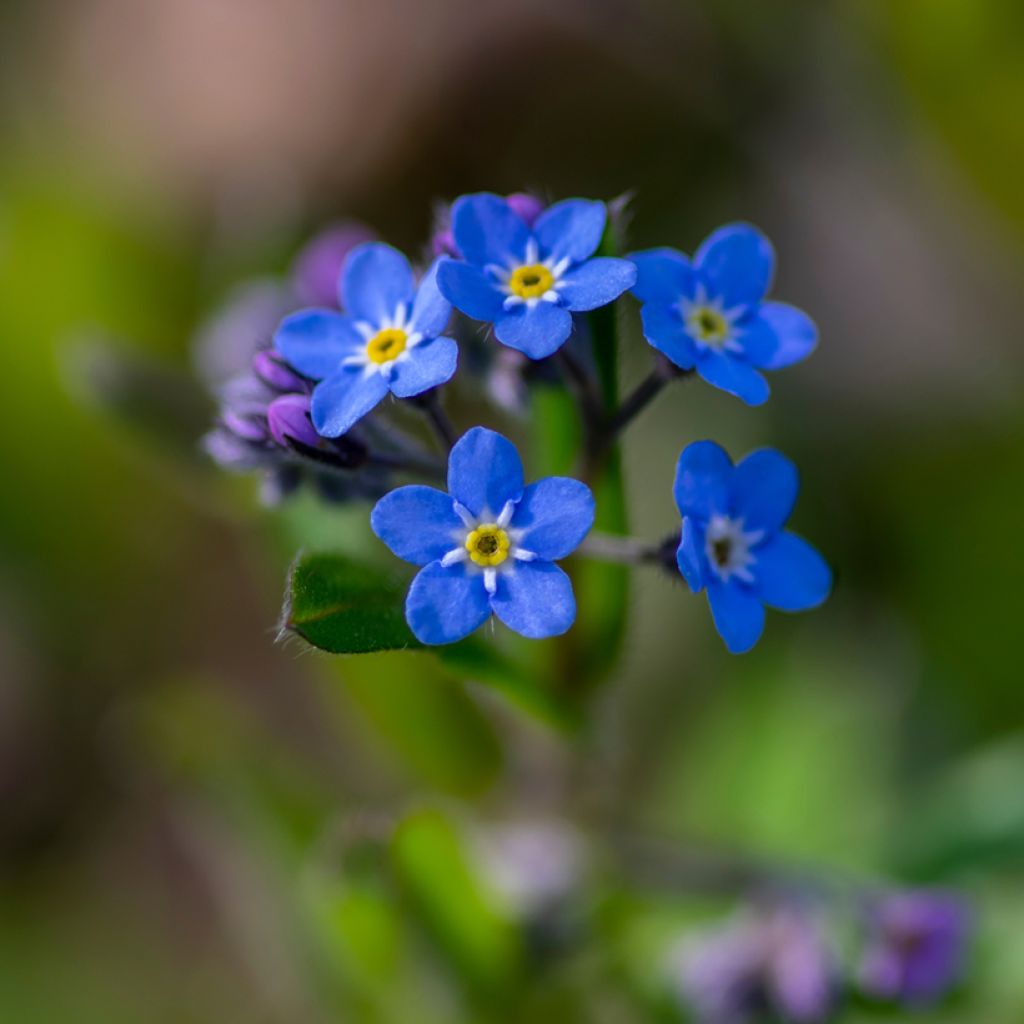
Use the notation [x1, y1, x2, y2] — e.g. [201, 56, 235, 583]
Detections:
[555, 347, 603, 435]
[417, 390, 458, 452]
[606, 356, 690, 437]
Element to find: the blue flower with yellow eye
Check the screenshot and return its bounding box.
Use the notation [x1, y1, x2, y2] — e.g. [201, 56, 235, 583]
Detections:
[371, 427, 595, 644]
[275, 242, 457, 437]
[437, 193, 637, 360]
[674, 440, 831, 653]
[630, 224, 817, 406]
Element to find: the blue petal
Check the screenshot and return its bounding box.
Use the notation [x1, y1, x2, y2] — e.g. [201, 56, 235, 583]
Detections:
[673, 440, 733, 521]
[310, 368, 389, 437]
[388, 336, 458, 399]
[741, 302, 818, 370]
[754, 532, 832, 612]
[732, 448, 798, 533]
[274, 309, 361, 379]
[694, 223, 775, 310]
[409, 258, 453, 337]
[707, 580, 765, 654]
[450, 193, 529, 267]
[490, 561, 576, 639]
[511, 477, 595, 560]
[371, 486, 463, 565]
[341, 243, 416, 325]
[494, 302, 573, 359]
[533, 199, 606, 263]
[436, 260, 505, 321]
[406, 562, 491, 645]
[640, 303, 698, 370]
[696, 351, 770, 406]
[629, 248, 697, 304]
[557, 257, 637, 312]
[447, 426, 524, 518]
[676, 518, 705, 592]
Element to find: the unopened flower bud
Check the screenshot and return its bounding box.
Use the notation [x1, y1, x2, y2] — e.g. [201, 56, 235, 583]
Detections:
[267, 393, 320, 449]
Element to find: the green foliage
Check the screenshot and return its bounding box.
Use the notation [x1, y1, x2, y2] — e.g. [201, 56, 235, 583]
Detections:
[286, 551, 581, 733]
[284, 551, 421, 655]
[390, 809, 522, 999]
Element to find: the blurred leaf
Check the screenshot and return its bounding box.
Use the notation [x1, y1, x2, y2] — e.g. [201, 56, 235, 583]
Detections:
[439, 640, 581, 733]
[330, 651, 503, 796]
[64, 334, 210, 458]
[391, 809, 522, 998]
[891, 737, 1024, 880]
[284, 551, 421, 654]
[655, 655, 894, 868]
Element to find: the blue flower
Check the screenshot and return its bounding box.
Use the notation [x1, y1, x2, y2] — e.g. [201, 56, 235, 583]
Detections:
[674, 440, 831, 653]
[371, 426, 595, 644]
[437, 193, 637, 360]
[630, 224, 817, 406]
[275, 242, 457, 437]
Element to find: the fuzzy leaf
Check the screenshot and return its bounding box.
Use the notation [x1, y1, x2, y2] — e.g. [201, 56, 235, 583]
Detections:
[283, 552, 421, 654]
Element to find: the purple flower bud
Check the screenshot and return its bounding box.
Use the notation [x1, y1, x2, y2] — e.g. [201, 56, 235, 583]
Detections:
[858, 891, 970, 1007]
[675, 908, 837, 1024]
[252, 349, 307, 393]
[292, 222, 375, 308]
[267, 393, 320, 449]
[506, 191, 545, 227]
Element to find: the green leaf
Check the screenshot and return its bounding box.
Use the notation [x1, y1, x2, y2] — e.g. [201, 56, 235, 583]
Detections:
[286, 551, 580, 731]
[390, 809, 522, 997]
[283, 551, 421, 654]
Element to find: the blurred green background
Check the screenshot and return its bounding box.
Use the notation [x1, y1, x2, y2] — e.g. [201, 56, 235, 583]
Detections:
[1, 0, 1023, 1021]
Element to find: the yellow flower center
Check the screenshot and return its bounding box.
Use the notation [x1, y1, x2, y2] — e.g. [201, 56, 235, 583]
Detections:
[508, 263, 555, 300]
[465, 524, 511, 567]
[365, 327, 408, 364]
[688, 306, 729, 347]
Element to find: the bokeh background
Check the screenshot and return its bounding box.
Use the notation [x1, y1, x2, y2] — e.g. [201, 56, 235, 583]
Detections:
[1, 0, 1023, 1020]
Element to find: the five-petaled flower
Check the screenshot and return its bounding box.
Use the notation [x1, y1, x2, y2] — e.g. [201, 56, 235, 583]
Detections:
[275, 242, 457, 437]
[630, 224, 817, 406]
[673, 440, 831, 653]
[371, 427, 595, 644]
[437, 193, 637, 360]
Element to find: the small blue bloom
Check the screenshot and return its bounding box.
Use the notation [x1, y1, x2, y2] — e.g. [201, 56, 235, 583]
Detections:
[437, 193, 637, 360]
[371, 426, 595, 644]
[630, 224, 817, 406]
[275, 242, 458, 437]
[674, 440, 831, 653]
[858, 891, 971, 1007]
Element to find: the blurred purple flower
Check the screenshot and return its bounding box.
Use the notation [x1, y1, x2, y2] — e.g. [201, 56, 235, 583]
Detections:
[292, 221, 376, 307]
[195, 221, 375, 388]
[858, 891, 970, 1007]
[471, 820, 584, 919]
[675, 908, 837, 1024]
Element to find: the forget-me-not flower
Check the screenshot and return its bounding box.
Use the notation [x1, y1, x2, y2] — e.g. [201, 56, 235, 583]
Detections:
[437, 193, 637, 360]
[631, 224, 817, 405]
[275, 242, 457, 436]
[371, 426, 595, 644]
[674, 440, 831, 653]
